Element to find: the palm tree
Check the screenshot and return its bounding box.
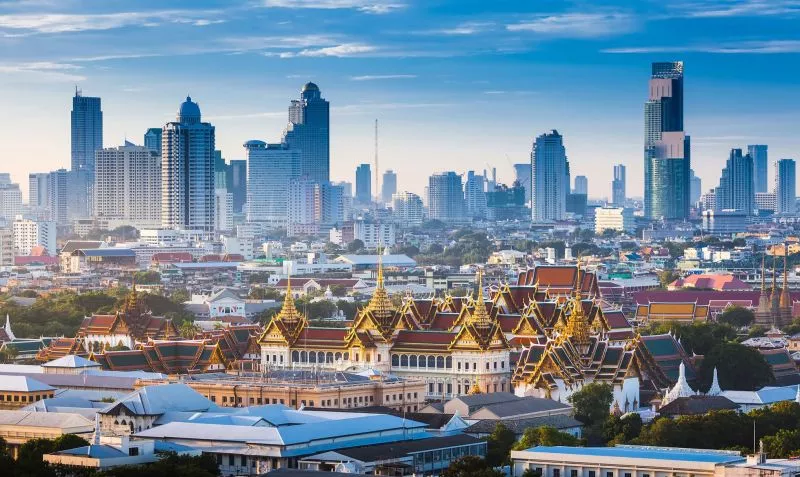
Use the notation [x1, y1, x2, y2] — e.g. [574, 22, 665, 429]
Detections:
[179, 321, 201, 339]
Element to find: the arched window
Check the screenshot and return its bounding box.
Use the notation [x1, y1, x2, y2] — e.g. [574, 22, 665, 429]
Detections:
[292, 351, 299, 362]
[419, 355, 426, 367]
[344, 352, 350, 360]
[400, 355, 409, 367]
[410, 355, 417, 367]
[436, 356, 444, 368]
[326, 352, 334, 363]
[428, 356, 436, 368]
[317, 351, 325, 362]
[335, 352, 342, 361]
[309, 352, 316, 363]
[445, 356, 452, 368]
[392, 354, 399, 366]
[300, 351, 308, 363]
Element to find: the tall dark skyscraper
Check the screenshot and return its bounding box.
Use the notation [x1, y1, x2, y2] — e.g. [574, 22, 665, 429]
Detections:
[715, 148, 754, 214]
[355, 163, 371, 204]
[228, 159, 247, 213]
[283, 82, 330, 184]
[144, 128, 162, 155]
[748, 145, 768, 193]
[612, 164, 626, 206]
[776, 158, 796, 215]
[71, 89, 103, 173]
[644, 61, 690, 220]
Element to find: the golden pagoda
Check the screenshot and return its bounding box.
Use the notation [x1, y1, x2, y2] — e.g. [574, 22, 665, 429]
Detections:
[258, 276, 308, 346]
[563, 264, 591, 350]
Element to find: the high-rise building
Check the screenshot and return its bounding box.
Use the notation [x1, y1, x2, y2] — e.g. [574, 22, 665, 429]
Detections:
[288, 177, 321, 236]
[392, 191, 424, 226]
[486, 183, 527, 221]
[321, 182, 345, 226]
[355, 164, 371, 204]
[245, 141, 299, 227]
[381, 170, 397, 204]
[690, 169, 702, 206]
[214, 188, 233, 232]
[47, 169, 68, 225]
[94, 142, 162, 228]
[228, 160, 247, 213]
[144, 128, 162, 155]
[283, 82, 330, 184]
[427, 172, 464, 222]
[595, 207, 634, 234]
[573, 175, 588, 195]
[644, 61, 690, 220]
[612, 164, 626, 206]
[13, 217, 56, 256]
[513, 163, 532, 204]
[531, 130, 569, 222]
[776, 159, 796, 215]
[161, 97, 216, 231]
[333, 181, 353, 220]
[0, 179, 22, 225]
[714, 148, 754, 215]
[464, 171, 487, 220]
[28, 173, 49, 210]
[748, 145, 768, 193]
[71, 89, 103, 174]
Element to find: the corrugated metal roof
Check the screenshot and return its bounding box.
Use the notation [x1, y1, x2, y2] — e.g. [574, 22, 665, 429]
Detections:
[0, 375, 54, 392]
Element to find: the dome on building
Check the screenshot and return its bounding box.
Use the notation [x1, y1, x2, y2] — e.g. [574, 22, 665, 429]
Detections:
[301, 82, 319, 93]
[178, 96, 201, 123]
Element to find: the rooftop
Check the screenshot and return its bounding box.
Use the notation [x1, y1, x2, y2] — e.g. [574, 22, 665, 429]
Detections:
[517, 445, 745, 464]
[0, 375, 54, 392]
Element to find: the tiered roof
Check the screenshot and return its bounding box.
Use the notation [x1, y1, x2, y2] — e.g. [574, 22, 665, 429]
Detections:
[93, 340, 227, 374]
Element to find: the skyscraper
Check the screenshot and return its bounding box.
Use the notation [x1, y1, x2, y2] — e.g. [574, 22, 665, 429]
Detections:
[464, 171, 487, 220]
[71, 89, 103, 173]
[0, 179, 22, 224]
[47, 169, 68, 225]
[612, 164, 626, 206]
[428, 172, 464, 222]
[573, 175, 588, 195]
[392, 191, 424, 226]
[776, 159, 796, 215]
[748, 145, 768, 193]
[690, 170, 702, 206]
[214, 189, 233, 232]
[288, 177, 322, 236]
[714, 148, 754, 215]
[227, 160, 247, 213]
[513, 163, 532, 204]
[644, 61, 690, 220]
[531, 130, 569, 222]
[283, 82, 330, 184]
[355, 164, 371, 204]
[245, 141, 299, 227]
[161, 97, 216, 231]
[94, 142, 162, 228]
[28, 173, 49, 211]
[381, 170, 397, 204]
[144, 128, 162, 155]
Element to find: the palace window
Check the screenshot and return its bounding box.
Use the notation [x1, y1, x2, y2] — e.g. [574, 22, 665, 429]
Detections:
[410, 355, 417, 367]
[436, 356, 444, 368]
[446, 356, 452, 368]
[392, 355, 399, 366]
[401, 355, 408, 367]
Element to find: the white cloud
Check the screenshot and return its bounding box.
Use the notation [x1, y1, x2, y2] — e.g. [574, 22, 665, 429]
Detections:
[350, 74, 416, 80]
[260, 0, 405, 14]
[671, 0, 800, 18]
[421, 21, 495, 36]
[507, 13, 636, 38]
[0, 61, 85, 81]
[603, 40, 800, 54]
[0, 10, 222, 34]
[282, 43, 378, 57]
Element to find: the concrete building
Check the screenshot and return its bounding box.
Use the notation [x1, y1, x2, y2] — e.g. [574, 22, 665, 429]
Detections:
[514, 163, 532, 205]
[392, 191, 424, 226]
[215, 188, 233, 232]
[282, 82, 330, 184]
[288, 178, 321, 236]
[612, 164, 626, 206]
[464, 171, 487, 220]
[428, 172, 464, 223]
[690, 169, 702, 206]
[245, 141, 299, 227]
[0, 180, 22, 224]
[71, 89, 103, 174]
[94, 142, 162, 229]
[573, 175, 588, 195]
[355, 163, 371, 204]
[353, 221, 396, 249]
[749, 144, 768, 193]
[382, 170, 397, 204]
[531, 130, 569, 222]
[161, 96, 216, 231]
[13, 217, 56, 256]
[143, 127, 162, 155]
[47, 169, 68, 225]
[715, 148, 754, 215]
[0, 228, 13, 267]
[595, 207, 634, 234]
[755, 192, 776, 214]
[776, 158, 796, 215]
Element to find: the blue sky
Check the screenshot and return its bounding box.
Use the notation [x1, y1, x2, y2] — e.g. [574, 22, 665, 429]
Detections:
[1, 0, 799, 200]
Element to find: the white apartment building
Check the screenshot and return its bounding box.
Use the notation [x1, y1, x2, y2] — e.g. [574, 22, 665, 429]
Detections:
[288, 178, 321, 236]
[215, 189, 233, 232]
[13, 217, 56, 256]
[392, 191, 424, 226]
[354, 221, 396, 249]
[755, 192, 776, 214]
[94, 142, 162, 229]
[0, 227, 13, 267]
[594, 207, 634, 234]
[0, 183, 22, 225]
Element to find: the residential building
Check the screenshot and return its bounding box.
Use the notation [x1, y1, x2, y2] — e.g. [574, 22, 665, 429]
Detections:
[514, 163, 532, 204]
[645, 61, 690, 220]
[573, 175, 588, 195]
[71, 89, 102, 174]
[94, 142, 162, 229]
[0, 180, 22, 224]
[355, 164, 372, 204]
[595, 207, 634, 234]
[245, 141, 299, 227]
[776, 158, 796, 215]
[282, 82, 330, 184]
[531, 130, 569, 222]
[428, 172, 464, 222]
[352, 221, 395, 249]
[321, 182, 345, 226]
[690, 169, 702, 206]
[215, 189, 233, 232]
[715, 148, 754, 215]
[161, 96, 216, 231]
[612, 164, 626, 206]
[382, 170, 397, 204]
[0, 228, 13, 267]
[143, 127, 162, 155]
[392, 191, 424, 226]
[28, 172, 49, 217]
[288, 178, 321, 236]
[66, 169, 92, 219]
[749, 144, 768, 193]
[227, 159, 247, 213]
[755, 192, 776, 214]
[486, 183, 527, 221]
[47, 169, 68, 224]
[464, 171, 487, 220]
[12, 217, 56, 256]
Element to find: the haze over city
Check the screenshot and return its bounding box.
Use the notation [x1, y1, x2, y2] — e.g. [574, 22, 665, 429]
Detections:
[2, 0, 800, 198]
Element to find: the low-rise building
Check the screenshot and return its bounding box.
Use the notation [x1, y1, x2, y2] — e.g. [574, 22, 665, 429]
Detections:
[0, 375, 55, 409]
[0, 410, 94, 457]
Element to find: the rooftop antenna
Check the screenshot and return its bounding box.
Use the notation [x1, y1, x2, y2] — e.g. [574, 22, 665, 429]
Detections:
[374, 118, 379, 209]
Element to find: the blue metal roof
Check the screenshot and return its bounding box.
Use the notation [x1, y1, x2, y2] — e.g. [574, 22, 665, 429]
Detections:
[522, 446, 745, 464]
[77, 248, 135, 257]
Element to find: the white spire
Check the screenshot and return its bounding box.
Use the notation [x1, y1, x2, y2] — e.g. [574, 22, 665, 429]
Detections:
[663, 361, 695, 405]
[795, 385, 800, 404]
[4, 314, 15, 341]
[707, 367, 722, 396]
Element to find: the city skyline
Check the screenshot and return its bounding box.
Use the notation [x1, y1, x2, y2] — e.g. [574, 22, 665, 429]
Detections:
[2, 2, 800, 199]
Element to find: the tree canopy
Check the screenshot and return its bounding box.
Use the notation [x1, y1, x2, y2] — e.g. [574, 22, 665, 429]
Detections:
[697, 342, 773, 391]
[717, 306, 755, 328]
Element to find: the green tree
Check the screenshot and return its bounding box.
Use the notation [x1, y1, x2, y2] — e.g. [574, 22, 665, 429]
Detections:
[521, 468, 543, 477]
[603, 413, 643, 444]
[658, 270, 680, 288]
[717, 306, 755, 328]
[441, 456, 503, 477]
[179, 321, 201, 339]
[0, 437, 15, 476]
[16, 437, 57, 477]
[762, 429, 800, 458]
[347, 239, 365, 253]
[170, 289, 190, 304]
[568, 383, 613, 428]
[133, 271, 161, 285]
[98, 452, 219, 477]
[513, 426, 582, 450]
[697, 343, 773, 391]
[485, 423, 516, 467]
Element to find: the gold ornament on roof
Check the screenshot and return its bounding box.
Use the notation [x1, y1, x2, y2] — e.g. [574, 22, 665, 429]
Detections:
[364, 251, 396, 328]
[276, 276, 307, 336]
[563, 262, 591, 347]
[469, 268, 492, 327]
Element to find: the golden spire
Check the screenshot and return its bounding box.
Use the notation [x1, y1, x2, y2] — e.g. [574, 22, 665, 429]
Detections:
[276, 275, 305, 328]
[781, 247, 791, 309]
[564, 261, 590, 348]
[469, 268, 492, 326]
[364, 250, 396, 330]
[771, 255, 779, 304]
[575, 259, 583, 300]
[761, 256, 766, 292]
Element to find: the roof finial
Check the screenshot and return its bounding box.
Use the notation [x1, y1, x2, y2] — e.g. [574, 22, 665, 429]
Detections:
[376, 244, 385, 290]
[761, 255, 766, 292]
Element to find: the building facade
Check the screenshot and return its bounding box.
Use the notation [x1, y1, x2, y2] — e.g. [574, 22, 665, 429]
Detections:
[214, 189, 233, 232]
[94, 143, 162, 229]
[12, 218, 56, 256]
[612, 164, 626, 206]
[776, 158, 796, 215]
[595, 207, 634, 234]
[464, 171, 487, 220]
[283, 82, 330, 184]
[355, 164, 372, 204]
[0, 180, 22, 224]
[392, 192, 424, 226]
[573, 176, 588, 195]
[749, 144, 768, 194]
[144, 128, 162, 155]
[428, 172, 465, 223]
[715, 148, 754, 215]
[514, 163, 532, 205]
[245, 140, 299, 227]
[531, 130, 569, 222]
[161, 97, 216, 231]
[288, 178, 321, 236]
[382, 170, 397, 204]
[71, 89, 102, 174]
